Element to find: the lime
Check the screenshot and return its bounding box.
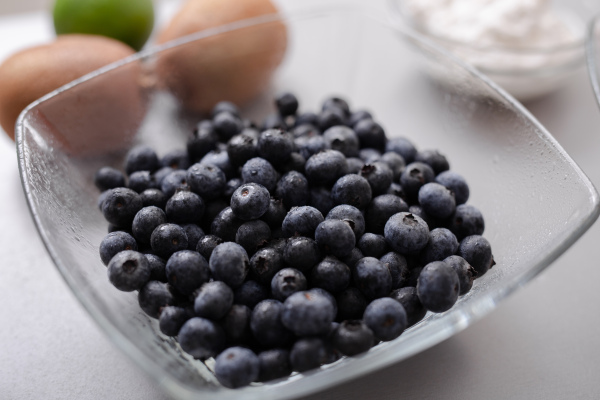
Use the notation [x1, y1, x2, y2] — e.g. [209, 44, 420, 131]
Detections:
[53, 0, 154, 51]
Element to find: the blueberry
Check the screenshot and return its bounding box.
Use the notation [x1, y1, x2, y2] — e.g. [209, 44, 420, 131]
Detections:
[275, 92, 299, 116]
[416, 261, 460, 313]
[132, 206, 167, 244]
[332, 320, 374, 356]
[407, 204, 435, 229]
[290, 338, 329, 372]
[281, 206, 324, 238]
[419, 228, 459, 265]
[258, 349, 291, 382]
[212, 101, 240, 118]
[309, 187, 335, 216]
[365, 194, 409, 234]
[180, 224, 204, 250]
[358, 233, 388, 259]
[179, 317, 226, 359]
[159, 306, 193, 336]
[261, 197, 287, 229]
[322, 97, 350, 116]
[211, 207, 243, 242]
[389, 287, 427, 326]
[415, 149, 449, 174]
[187, 120, 218, 162]
[386, 137, 417, 164]
[305, 150, 348, 187]
[165, 190, 205, 224]
[296, 133, 330, 161]
[215, 346, 260, 388]
[384, 212, 429, 255]
[276, 171, 309, 208]
[186, 163, 226, 201]
[363, 297, 407, 341]
[150, 223, 188, 259]
[448, 204, 485, 240]
[295, 112, 319, 127]
[360, 162, 393, 195]
[400, 162, 435, 202]
[226, 133, 258, 167]
[145, 253, 167, 282]
[223, 177, 243, 199]
[318, 108, 346, 131]
[323, 126, 360, 157]
[283, 236, 321, 273]
[101, 187, 143, 227]
[380, 251, 409, 289]
[230, 182, 270, 221]
[268, 237, 288, 255]
[386, 182, 407, 201]
[196, 234, 223, 261]
[444, 255, 477, 295]
[359, 148, 382, 163]
[346, 157, 365, 174]
[209, 242, 250, 289]
[457, 235, 494, 276]
[281, 291, 335, 336]
[158, 150, 187, 171]
[280, 152, 306, 174]
[165, 250, 210, 296]
[315, 219, 356, 258]
[161, 170, 189, 198]
[94, 166, 125, 192]
[435, 171, 469, 205]
[200, 149, 235, 180]
[380, 152, 405, 180]
[140, 188, 167, 209]
[97, 189, 112, 211]
[107, 250, 151, 292]
[213, 111, 243, 140]
[271, 268, 307, 301]
[354, 119, 387, 151]
[331, 174, 372, 210]
[241, 157, 278, 192]
[236, 220, 271, 254]
[125, 145, 159, 175]
[138, 280, 178, 318]
[250, 247, 284, 286]
[353, 257, 392, 300]
[326, 204, 365, 239]
[194, 281, 234, 320]
[311, 256, 351, 294]
[349, 110, 372, 128]
[335, 287, 368, 321]
[257, 129, 295, 165]
[340, 247, 364, 270]
[223, 304, 252, 344]
[234, 280, 268, 309]
[99, 231, 138, 265]
[250, 299, 293, 348]
[309, 287, 338, 318]
[418, 182, 456, 219]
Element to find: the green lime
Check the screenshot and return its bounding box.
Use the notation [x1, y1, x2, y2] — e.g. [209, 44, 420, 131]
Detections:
[53, 0, 154, 51]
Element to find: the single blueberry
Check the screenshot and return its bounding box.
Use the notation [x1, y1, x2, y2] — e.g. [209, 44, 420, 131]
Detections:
[418, 182, 456, 219]
[444, 255, 477, 295]
[241, 157, 278, 192]
[309, 287, 338, 318]
[360, 162, 393, 195]
[435, 171, 470, 205]
[275, 92, 299, 116]
[323, 126, 360, 157]
[290, 338, 329, 373]
[358, 233, 388, 259]
[209, 242, 250, 289]
[213, 111, 243, 140]
[448, 204, 485, 240]
[186, 162, 226, 201]
[97, 189, 112, 211]
[415, 149, 450, 174]
[309, 187, 335, 216]
[276, 171, 310, 208]
[150, 223, 189, 259]
[194, 281, 234, 320]
[160, 149, 190, 170]
[230, 182, 271, 221]
[161, 170, 189, 198]
[281, 206, 324, 238]
[165, 190, 205, 224]
[340, 247, 364, 270]
[318, 108, 346, 131]
[311, 256, 351, 294]
[99, 231, 138, 265]
[332, 320, 374, 356]
[257, 129, 295, 165]
[107, 250, 151, 292]
[215, 347, 260, 389]
[283, 236, 321, 273]
[346, 157, 365, 174]
[223, 177, 243, 199]
[101, 187, 143, 227]
[281, 291, 335, 336]
[226, 133, 258, 167]
[363, 297, 407, 341]
[166, 250, 210, 296]
[236, 220, 271, 255]
[145, 253, 167, 282]
[400, 162, 435, 202]
[187, 120, 218, 162]
[128, 170, 159, 193]
[380, 251, 409, 289]
[386, 182, 407, 201]
[457, 235, 494, 277]
[132, 206, 167, 244]
[223, 304, 252, 345]
[179, 317, 226, 360]
[94, 166, 125, 192]
[140, 188, 167, 209]
[326, 204, 365, 239]
[271, 268, 307, 301]
[365, 194, 409, 234]
[353, 257, 392, 300]
[335, 287, 368, 321]
[349, 110, 372, 128]
[280, 152, 306, 174]
[380, 152, 405, 181]
[234, 280, 268, 309]
[250, 247, 285, 286]
[419, 228, 459, 265]
[304, 150, 348, 187]
[250, 299, 293, 348]
[196, 234, 223, 261]
[261, 197, 287, 229]
[354, 119, 387, 151]
[315, 219, 356, 258]
[212, 101, 240, 118]
[258, 349, 291, 382]
[389, 286, 427, 326]
[322, 96, 350, 117]
[124, 145, 159, 175]
[416, 261, 460, 313]
[359, 148, 382, 164]
[386, 137, 417, 164]
[331, 174, 372, 210]
[138, 280, 178, 318]
[200, 149, 235, 180]
[384, 212, 430, 255]
[180, 223, 204, 250]
[211, 207, 243, 242]
[159, 306, 193, 337]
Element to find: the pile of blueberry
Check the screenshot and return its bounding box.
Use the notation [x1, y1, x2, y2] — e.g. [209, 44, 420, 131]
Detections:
[95, 93, 494, 389]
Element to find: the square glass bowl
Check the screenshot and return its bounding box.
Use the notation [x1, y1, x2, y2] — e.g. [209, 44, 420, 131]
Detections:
[16, 6, 600, 400]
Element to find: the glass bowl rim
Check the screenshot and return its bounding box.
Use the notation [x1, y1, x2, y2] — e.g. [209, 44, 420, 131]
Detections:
[586, 15, 600, 110]
[14, 5, 600, 399]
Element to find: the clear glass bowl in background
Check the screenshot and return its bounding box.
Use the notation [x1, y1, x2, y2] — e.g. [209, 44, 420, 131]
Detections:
[389, 0, 600, 102]
[587, 15, 600, 109]
[16, 6, 600, 400]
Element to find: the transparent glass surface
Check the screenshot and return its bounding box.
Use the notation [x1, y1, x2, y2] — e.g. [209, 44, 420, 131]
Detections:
[587, 16, 600, 110]
[16, 7, 600, 400]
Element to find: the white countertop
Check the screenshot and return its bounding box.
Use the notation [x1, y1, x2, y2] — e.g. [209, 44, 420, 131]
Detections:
[2, 3, 600, 400]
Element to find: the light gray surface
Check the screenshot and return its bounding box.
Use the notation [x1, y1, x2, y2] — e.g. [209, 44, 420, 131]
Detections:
[1, 4, 600, 400]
